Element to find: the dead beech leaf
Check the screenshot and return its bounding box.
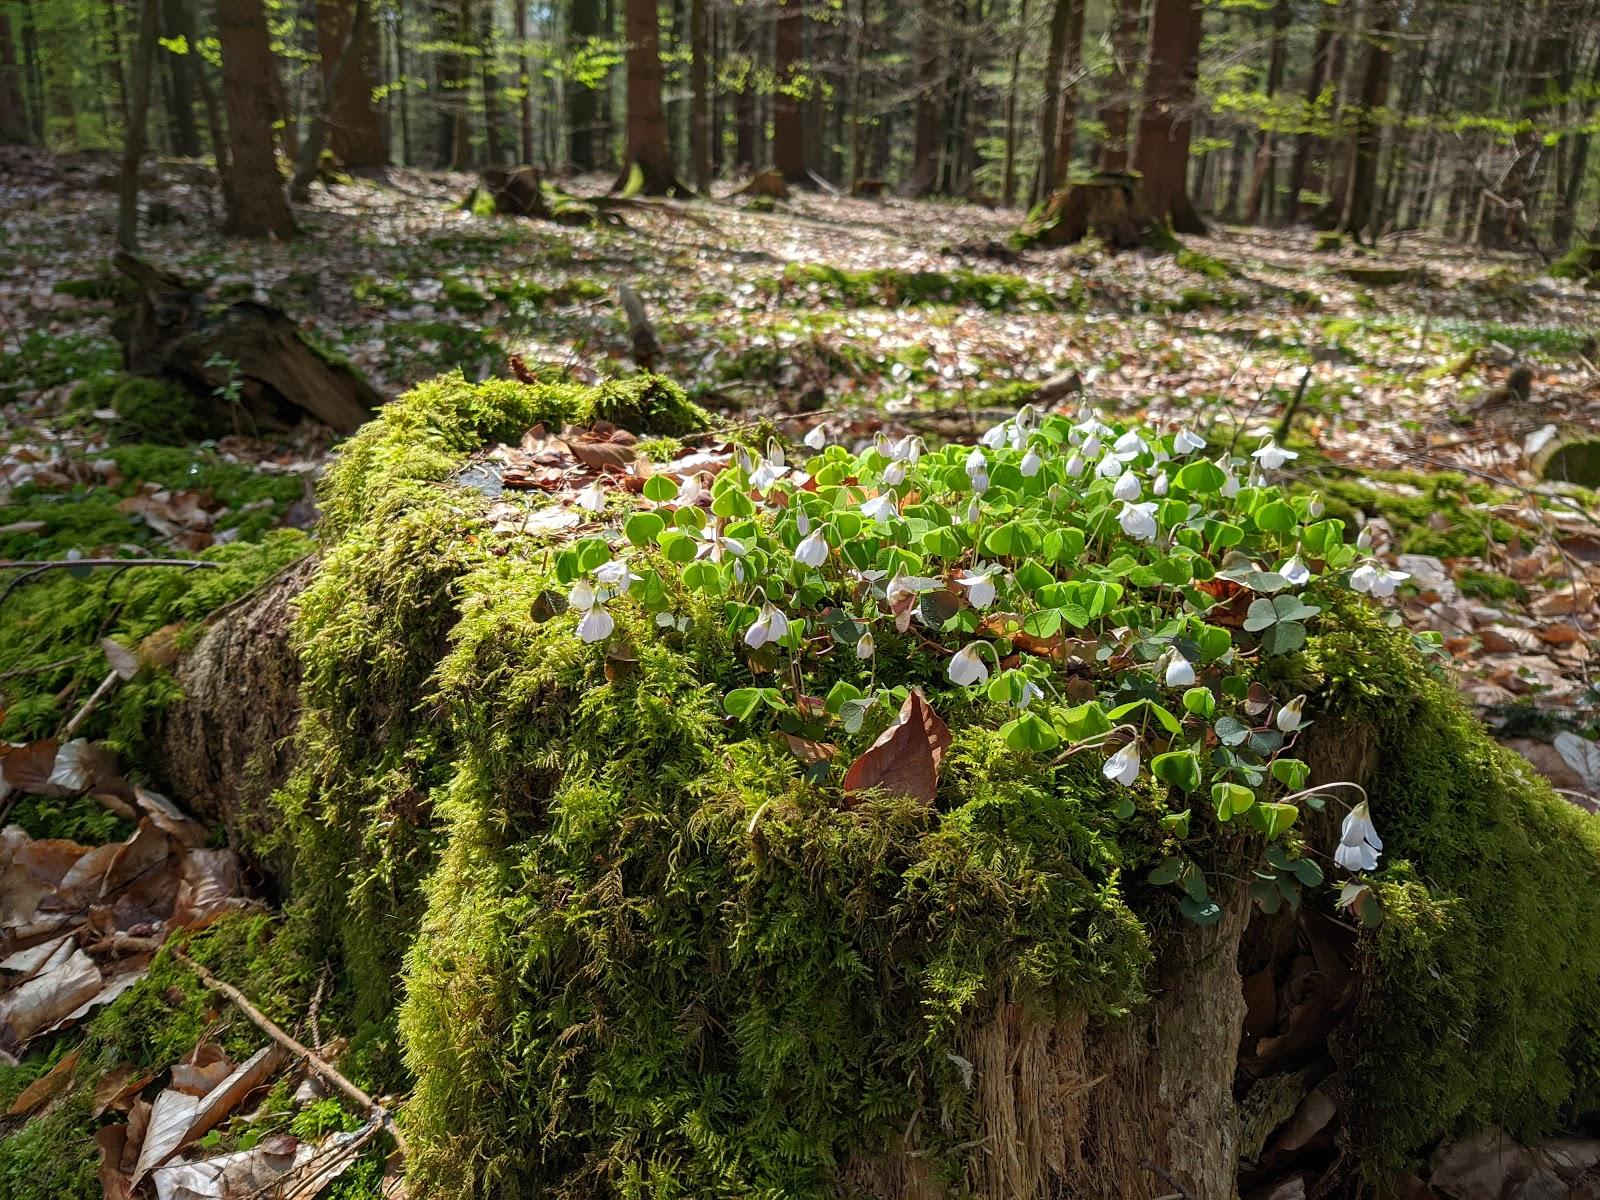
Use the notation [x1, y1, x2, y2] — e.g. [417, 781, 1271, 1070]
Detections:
[0, 944, 103, 1051]
[133, 787, 208, 849]
[134, 1044, 288, 1181]
[101, 638, 140, 681]
[93, 1064, 154, 1117]
[6, 1046, 80, 1116]
[784, 734, 838, 765]
[96, 1123, 136, 1200]
[841, 690, 951, 807]
[0, 740, 61, 795]
[138, 623, 184, 670]
[569, 439, 636, 471]
[150, 1133, 313, 1200]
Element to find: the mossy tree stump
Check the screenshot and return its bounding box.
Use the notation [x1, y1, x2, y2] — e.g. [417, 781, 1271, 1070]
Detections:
[1019, 172, 1156, 251]
[145, 373, 1600, 1200]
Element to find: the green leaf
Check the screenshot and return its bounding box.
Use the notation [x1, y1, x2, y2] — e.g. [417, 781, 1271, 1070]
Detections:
[1249, 879, 1283, 914]
[657, 529, 698, 564]
[1213, 715, 1250, 746]
[642, 475, 679, 503]
[1242, 597, 1280, 632]
[1290, 857, 1324, 887]
[1182, 687, 1217, 718]
[624, 511, 665, 546]
[1023, 608, 1063, 638]
[1159, 808, 1192, 838]
[1273, 594, 1323, 622]
[1270, 758, 1310, 790]
[724, 688, 775, 719]
[1212, 781, 1256, 821]
[1174, 459, 1226, 493]
[1147, 857, 1185, 886]
[1062, 701, 1111, 741]
[1178, 895, 1223, 925]
[919, 526, 964, 558]
[1014, 560, 1054, 592]
[1151, 749, 1202, 792]
[1260, 620, 1307, 655]
[681, 560, 723, 593]
[1248, 801, 1299, 840]
[1001, 712, 1060, 753]
[824, 680, 863, 714]
[1254, 499, 1298, 533]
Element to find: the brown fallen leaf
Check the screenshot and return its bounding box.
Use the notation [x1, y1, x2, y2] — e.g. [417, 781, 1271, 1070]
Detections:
[0, 943, 104, 1051]
[569, 439, 636, 471]
[841, 690, 951, 807]
[133, 788, 209, 849]
[93, 1063, 154, 1117]
[134, 1044, 288, 1181]
[0, 740, 62, 796]
[784, 734, 838, 765]
[150, 1133, 314, 1200]
[96, 1123, 136, 1200]
[6, 1046, 80, 1116]
[101, 638, 141, 682]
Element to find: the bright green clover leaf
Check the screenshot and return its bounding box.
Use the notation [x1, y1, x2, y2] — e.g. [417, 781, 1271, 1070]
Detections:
[1151, 749, 1202, 792]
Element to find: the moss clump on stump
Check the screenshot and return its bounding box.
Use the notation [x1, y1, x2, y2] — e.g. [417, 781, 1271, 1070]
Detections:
[248, 374, 1600, 1197]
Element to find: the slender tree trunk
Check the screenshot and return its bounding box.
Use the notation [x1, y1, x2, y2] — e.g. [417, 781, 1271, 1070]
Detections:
[1133, 0, 1205, 233]
[1031, 0, 1070, 202]
[1097, 0, 1139, 172]
[1553, 37, 1600, 245]
[217, 0, 294, 236]
[393, 2, 413, 165]
[568, 0, 599, 167]
[1338, 1, 1392, 240]
[0, 11, 29, 143]
[1244, 0, 1290, 223]
[480, 0, 504, 165]
[159, 0, 200, 154]
[848, 0, 868, 185]
[1048, 0, 1085, 192]
[773, 0, 805, 180]
[292, 0, 374, 199]
[102, 0, 129, 130]
[617, 0, 685, 192]
[117, 0, 162, 248]
[999, 0, 1027, 205]
[689, 0, 709, 187]
[315, 0, 385, 165]
[20, 0, 44, 142]
[906, 0, 945, 194]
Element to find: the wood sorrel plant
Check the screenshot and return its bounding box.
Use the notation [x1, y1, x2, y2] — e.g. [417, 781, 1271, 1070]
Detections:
[549, 405, 1409, 925]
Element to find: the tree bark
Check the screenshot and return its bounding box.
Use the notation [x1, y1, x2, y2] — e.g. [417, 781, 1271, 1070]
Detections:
[1338, 2, 1393, 241]
[1286, 18, 1332, 222]
[513, 0, 533, 163]
[1031, 0, 1070, 204]
[1047, 0, 1085, 195]
[291, 0, 375, 202]
[479, 0, 504, 166]
[617, 0, 688, 194]
[1133, 0, 1205, 233]
[116, 0, 163, 250]
[1243, 0, 1290, 224]
[906, 0, 944, 195]
[689, 0, 709, 188]
[217, 0, 294, 236]
[568, 0, 599, 167]
[314, 0, 386, 166]
[773, 0, 806, 182]
[998, 0, 1027, 206]
[1096, 0, 1139, 173]
[0, 10, 25, 143]
[159, 0, 200, 155]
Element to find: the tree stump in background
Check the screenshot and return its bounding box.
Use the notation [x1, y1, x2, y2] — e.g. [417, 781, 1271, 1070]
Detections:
[1021, 172, 1156, 251]
[739, 169, 791, 199]
[481, 165, 551, 219]
[114, 251, 378, 434]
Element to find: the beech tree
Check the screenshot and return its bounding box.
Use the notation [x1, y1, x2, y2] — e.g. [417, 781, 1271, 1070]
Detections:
[216, 0, 292, 236]
[617, 0, 686, 194]
[1133, 0, 1205, 233]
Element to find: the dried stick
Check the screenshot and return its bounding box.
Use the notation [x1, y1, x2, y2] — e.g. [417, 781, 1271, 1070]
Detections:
[173, 952, 408, 1155]
[59, 669, 121, 740]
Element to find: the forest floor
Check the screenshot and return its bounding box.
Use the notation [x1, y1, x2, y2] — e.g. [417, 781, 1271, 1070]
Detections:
[2, 147, 1600, 1194]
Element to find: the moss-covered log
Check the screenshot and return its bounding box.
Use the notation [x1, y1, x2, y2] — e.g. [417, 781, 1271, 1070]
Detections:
[140, 372, 1600, 1199]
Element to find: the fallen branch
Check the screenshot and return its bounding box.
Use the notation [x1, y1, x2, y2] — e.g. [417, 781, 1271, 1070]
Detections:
[59, 669, 121, 740]
[173, 951, 408, 1156]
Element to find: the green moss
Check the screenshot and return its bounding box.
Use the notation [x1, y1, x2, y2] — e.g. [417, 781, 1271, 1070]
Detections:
[383, 320, 502, 378]
[1314, 232, 1344, 252]
[52, 273, 136, 302]
[1456, 567, 1526, 604]
[770, 263, 1083, 312]
[6, 792, 136, 843]
[1549, 242, 1600, 284]
[0, 1089, 99, 1200]
[1302, 609, 1600, 1177]
[353, 275, 413, 308]
[73, 372, 222, 443]
[442, 276, 492, 314]
[0, 331, 120, 395]
[1311, 473, 1517, 557]
[1175, 246, 1237, 282]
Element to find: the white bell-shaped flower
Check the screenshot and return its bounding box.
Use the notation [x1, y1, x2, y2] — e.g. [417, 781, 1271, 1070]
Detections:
[955, 569, 998, 610]
[1117, 501, 1159, 541]
[795, 528, 829, 568]
[1252, 438, 1299, 470]
[576, 480, 607, 513]
[1350, 562, 1410, 598]
[947, 643, 990, 686]
[1275, 694, 1307, 733]
[1103, 741, 1140, 786]
[856, 631, 875, 659]
[1152, 470, 1169, 497]
[1163, 650, 1196, 688]
[1113, 470, 1141, 502]
[744, 602, 791, 649]
[576, 606, 615, 644]
[1174, 427, 1206, 455]
[883, 461, 907, 486]
[1065, 454, 1086, 479]
[1335, 801, 1383, 872]
[803, 425, 828, 450]
[861, 494, 898, 524]
[1020, 448, 1042, 477]
[1280, 555, 1311, 586]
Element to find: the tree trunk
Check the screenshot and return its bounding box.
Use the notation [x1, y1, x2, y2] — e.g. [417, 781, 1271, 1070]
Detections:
[160, 0, 200, 155]
[617, 0, 688, 194]
[998, 0, 1027, 206]
[116, 0, 162, 250]
[480, 0, 504, 166]
[1243, 0, 1290, 224]
[1133, 0, 1205, 233]
[689, 0, 709, 188]
[568, 0, 599, 167]
[216, 0, 293, 237]
[773, 0, 805, 182]
[1286, 18, 1333, 222]
[513, 0, 533, 163]
[314, 0, 386, 166]
[291, 0, 375, 202]
[906, 0, 944, 195]
[1338, 2, 1392, 241]
[1096, 0, 1139, 173]
[0, 9, 31, 143]
[1031, 0, 1070, 204]
[1047, 0, 1085, 194]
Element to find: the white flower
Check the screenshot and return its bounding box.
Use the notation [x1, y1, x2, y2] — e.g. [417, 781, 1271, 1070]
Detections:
[1220, 466, 1239, 498]
[1350, 562, 1410, 598]
[1118, 501, 1160, 541]
[856, 631, 875, 659]
[970, 470, 991, 495]
[1113, 469, 1141, 502]
[966, 498, 982, 524]
[593, 559, 637, 600]
[697, 528, 746, 561]
[956, 569, 998, 609]
[744, 602, 791, 649]
[1275, 694, 1307, 733]
[861, 494, 898, 524]
[577, 606, 615, 643]
[1113, 430, 1145, 459]
[1082, 434, 1101, 459]
[1065, 454, 1085, 479]
[1280, 555, 1311, 586]
[965, 447, 988, 479]
[1095, 451, 1123, 479]
[568, 579, 597, 611]
[888, 434, 923, 463]
[883, 461, 907, 486]
[980, 421, 1010, 449]
[750, 456, 789, 492]
[1252, 439, 1298, 470]
[795, 529, 829, 567]
[1335, 801, 1383, 872]
[796, 507, 811, 536]
[1020, 448, 1042, 477]
[1017, 679, 1043, 709]
[803, 424, 828, 450]
[1103, 742, 1140, 786]
[1174, 427, 1206, 455]
[1163, 651, 1196, 688]
[576, 480, 607, 513]
[1356, 525, 1375, 550]
[679, 474, 706, 507]
[947, 643, 990, 686]
[1308, 496, 1324, 518]
[1152, 470, 1169, 497]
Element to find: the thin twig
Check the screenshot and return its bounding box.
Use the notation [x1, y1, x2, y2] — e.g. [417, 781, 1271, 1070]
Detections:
[58, 669, 120, 741]
[1139, 1159, 1197, 1200]
[173, 951, 408, 1156]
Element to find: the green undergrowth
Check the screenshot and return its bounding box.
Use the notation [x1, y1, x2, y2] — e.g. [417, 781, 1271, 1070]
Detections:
[71, 372, 225, 443]
[1297, 607, 1600, 1177]
[1310, 471, 1518, 558]
[230, 374, 1600, 1196]
[764, 263, 1083, 312]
